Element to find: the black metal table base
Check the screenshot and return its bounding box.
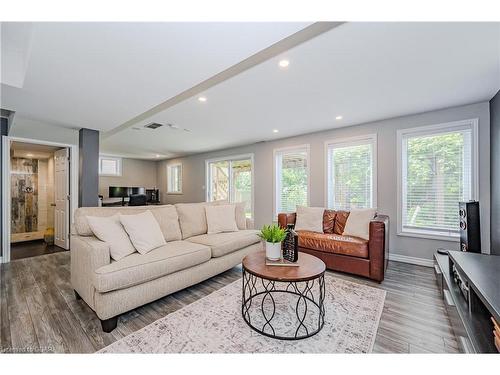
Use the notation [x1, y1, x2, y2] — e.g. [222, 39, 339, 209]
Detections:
[241, 269, 325, 340]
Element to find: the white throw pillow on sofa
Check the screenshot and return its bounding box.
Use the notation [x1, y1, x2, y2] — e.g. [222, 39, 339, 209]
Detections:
[205, 204, 239, 234]
[86, 214, 136, 261]
[342, 208, 377, 240]
[294, 206, 324, 233]
[119, 211, 166, 254]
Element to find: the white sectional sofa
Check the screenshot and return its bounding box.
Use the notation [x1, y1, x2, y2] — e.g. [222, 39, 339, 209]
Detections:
[70, 202, 262, 332]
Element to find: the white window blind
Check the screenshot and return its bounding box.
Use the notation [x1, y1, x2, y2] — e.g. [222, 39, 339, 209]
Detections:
[98, 156, 122, 176]
[167, 164, 182, 193]
[274, 146, 309, 216]
[401, 124, 474, 237]
[326, 136, 376, 210]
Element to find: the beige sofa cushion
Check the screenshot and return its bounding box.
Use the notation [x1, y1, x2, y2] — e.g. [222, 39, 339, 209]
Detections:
[205, 204, 239, 234]
[86, 215, 136, 261]
[93, 241, 211, 293]
[342, 208, 377, 240]
[187, 230, 260, 257]
[119, 211, 166, 254]
[295, 206, 325, 233]
[204, 200, 247, 229]
[175, 202, 215, 239]
[74, 205, 182, 241]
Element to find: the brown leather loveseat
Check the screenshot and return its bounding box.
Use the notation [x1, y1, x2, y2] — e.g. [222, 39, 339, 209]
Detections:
[278, 210, 389, 282]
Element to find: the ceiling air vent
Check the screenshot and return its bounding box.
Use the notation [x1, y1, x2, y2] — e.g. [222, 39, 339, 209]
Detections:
[144, 122, 164, 130]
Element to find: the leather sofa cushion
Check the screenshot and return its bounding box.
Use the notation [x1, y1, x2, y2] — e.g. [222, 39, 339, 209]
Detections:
[93, 241, 211, 292]
[323, 210, 337, 233]
[297, 230, 368, 258]
[187, 230, 260, 257]
[333, 211, 350, 235]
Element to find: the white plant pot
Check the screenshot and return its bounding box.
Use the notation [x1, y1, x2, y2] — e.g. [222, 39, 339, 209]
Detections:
[265, 241, 282, 261]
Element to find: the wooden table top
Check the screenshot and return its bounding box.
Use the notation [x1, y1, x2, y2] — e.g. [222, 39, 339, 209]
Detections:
[242, 251, 326, 282]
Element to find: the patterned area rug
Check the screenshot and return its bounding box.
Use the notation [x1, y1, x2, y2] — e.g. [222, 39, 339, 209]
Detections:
[99, 275, 385, 353]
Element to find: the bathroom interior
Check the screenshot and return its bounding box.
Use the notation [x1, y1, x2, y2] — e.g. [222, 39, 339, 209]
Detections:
[9, 141, 65, 260]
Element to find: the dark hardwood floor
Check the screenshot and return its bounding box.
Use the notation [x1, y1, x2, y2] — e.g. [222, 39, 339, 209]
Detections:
[0, 251, 460, 353]
[10, 240, 66, 260]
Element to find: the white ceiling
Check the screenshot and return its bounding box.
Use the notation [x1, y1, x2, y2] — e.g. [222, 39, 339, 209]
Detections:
[3, 22, 500, 159]
[101, 22, 500, 158]
[1, 22, 310, 130]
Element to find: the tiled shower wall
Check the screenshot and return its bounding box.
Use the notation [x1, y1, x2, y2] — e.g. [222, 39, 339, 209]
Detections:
[11, 158, 39, 233]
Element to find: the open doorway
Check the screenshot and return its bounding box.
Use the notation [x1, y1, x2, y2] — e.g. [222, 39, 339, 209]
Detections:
[8, 141, 70, 260]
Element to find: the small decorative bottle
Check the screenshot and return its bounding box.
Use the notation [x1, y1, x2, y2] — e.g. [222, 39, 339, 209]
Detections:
[282, 223, 298, 262]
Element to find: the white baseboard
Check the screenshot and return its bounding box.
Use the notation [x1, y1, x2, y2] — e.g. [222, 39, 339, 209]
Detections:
[388, 253, 434, 268]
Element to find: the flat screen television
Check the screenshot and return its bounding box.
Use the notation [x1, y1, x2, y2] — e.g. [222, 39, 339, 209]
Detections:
[109, 186, 145, 205]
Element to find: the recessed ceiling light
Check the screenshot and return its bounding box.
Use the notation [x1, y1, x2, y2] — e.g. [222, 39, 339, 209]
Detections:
[155, 154, 161, 158]
[273, 129, 279, 133]
[335, 115, 343, 120]
[279, 60, 289, 68]
[26, 153, 34, 157]
[198, 96, 207, 102]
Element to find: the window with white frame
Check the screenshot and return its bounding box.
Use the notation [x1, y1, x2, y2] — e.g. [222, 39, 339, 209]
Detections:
[274, 146, 309, 217]
[98, 156, 122, 176]
[167, 163, 182, 194]
[399, 119, 477, 239]
[326, 135, 377, 210]
[206, 155, 253, 218]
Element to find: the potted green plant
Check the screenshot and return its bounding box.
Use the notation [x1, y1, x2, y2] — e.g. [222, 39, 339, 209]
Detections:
[258, 224, 287, 260]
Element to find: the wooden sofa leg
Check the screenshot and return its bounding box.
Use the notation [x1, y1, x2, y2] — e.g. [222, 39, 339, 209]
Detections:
[101, 317, 118, 333]
[74, 290, 82, 300]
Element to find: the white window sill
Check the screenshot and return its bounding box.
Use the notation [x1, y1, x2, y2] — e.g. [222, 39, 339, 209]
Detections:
[99, 173, 122, 177]
[398, 229, 460, 242]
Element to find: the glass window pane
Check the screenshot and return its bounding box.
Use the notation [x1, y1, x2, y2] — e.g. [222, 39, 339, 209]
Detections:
[101, 159, 117, 175]
[403, 129, 472, 233]
[209, 161, 229, 202]
[276, 149, 308, 214]
[328, 142, 373, 210]
[231, 159, 252, 218]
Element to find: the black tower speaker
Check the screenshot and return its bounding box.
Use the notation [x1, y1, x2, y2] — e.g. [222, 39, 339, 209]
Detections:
[458, 201, 481, 253]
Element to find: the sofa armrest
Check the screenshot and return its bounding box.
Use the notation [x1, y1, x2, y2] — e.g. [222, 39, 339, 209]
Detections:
[278, 212, 297, 228]
[368, 214, 389, 282]
[70, 235, 111, 309]
[245, 218, 254, 230]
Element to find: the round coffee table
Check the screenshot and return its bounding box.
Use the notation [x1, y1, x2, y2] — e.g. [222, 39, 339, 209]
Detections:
[241, 251, 326, 340]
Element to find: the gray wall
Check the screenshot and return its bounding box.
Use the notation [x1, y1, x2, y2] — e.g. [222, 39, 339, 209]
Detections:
[99, 158, 158, 199]
[490, 90, 500, 255]
[157, 102, 491, 261]
[79, 128, 100, 207]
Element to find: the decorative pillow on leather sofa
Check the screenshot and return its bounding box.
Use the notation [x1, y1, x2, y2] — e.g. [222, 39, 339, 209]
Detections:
[294, 206, 325, 233]
[119, 211, 166, 254]
[323, 210, 337, 233]
[86, 214, 136, 261]
[334, 210, 350, 234]
[205, 204, 239, 234]
[342, 208, 377, 240]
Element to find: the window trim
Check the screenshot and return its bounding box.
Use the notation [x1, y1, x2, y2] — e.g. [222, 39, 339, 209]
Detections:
[273, 144, 311, 219]
[396, 118, 479, 242]
[204, 153, 255, 219]
[167, 162, 183, 194]
[324, 134, 378, 210]
[98, 155, 122, 176]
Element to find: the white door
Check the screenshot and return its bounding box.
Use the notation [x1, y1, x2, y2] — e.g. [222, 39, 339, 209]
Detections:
[54, 148, 70, 249]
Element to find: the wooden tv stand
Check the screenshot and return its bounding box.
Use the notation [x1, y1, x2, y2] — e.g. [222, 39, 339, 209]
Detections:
[434, 251, 500, 353]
